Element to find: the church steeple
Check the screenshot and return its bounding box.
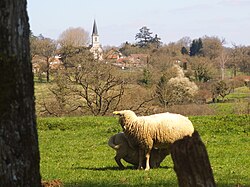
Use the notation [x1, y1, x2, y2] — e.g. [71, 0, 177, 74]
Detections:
[91, 20, 100, 48]
[92, 19, 98, 36]
[90, 19, 103, 60]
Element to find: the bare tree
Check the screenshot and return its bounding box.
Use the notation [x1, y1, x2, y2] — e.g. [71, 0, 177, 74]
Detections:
[0, 0, 41, 186]
[191, 57, 218, 82]
[30, 34, 57, 82]
[43, 48, 126, 116]
[218, 48, 230, 80]
[229, 45, 250, 76]
[58, 27, 89, 48]
[201, 36, 224, 60]
[177, 36, 192, 48]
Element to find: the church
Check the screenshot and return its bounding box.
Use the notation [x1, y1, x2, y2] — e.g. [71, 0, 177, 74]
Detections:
[89, 20, 103, 61]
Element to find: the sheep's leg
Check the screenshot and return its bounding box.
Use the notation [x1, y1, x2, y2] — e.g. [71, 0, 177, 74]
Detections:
[145, 149, 151, 171]
[115, 155, 125, 169]
[138, 149, 144, 170]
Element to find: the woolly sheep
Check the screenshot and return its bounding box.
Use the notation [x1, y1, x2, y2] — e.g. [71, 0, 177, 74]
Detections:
[113, 110, 194, 170]
[108, 132, 169, 169]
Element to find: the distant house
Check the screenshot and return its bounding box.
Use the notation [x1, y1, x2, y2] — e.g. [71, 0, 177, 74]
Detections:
[233, 75, 250, 87]
[32, 55, 63, 73]
[105, 48, 123, 61]
[49, 55, 63, 70]
[129, 54, 149, 66]
[111, 53, 149, 69]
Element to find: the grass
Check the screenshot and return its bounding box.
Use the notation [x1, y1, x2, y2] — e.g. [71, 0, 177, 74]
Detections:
[227, 87, 250, 100]
[38, 115, 250, 187]
[210, 86, 250, 115]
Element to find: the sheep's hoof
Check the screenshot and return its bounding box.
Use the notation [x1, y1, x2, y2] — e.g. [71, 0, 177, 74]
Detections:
[145, 167, 150, 171]
[138, 166, 144, 170]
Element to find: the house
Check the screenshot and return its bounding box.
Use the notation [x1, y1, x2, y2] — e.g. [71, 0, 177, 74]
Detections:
[105, 48, 123, 61]
[111, 53, 149, 69]
[32, 55, 63, 73]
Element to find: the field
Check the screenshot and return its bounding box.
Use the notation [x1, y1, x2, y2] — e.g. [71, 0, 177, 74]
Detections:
[38, 115, 250, 187]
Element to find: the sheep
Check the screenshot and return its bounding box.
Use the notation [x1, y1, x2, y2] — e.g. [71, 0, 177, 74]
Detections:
[113, 110, 194, 170]
[108, 132, 169, 169]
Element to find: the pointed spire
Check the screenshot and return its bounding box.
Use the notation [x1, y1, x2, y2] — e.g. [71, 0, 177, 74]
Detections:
[92, 20, 98, 35]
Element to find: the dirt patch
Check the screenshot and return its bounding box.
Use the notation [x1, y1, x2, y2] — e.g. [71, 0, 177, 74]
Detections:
[41, 179, 63, 187]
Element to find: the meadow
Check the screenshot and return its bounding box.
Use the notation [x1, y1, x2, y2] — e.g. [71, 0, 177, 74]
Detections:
[38, 114, 250, 187]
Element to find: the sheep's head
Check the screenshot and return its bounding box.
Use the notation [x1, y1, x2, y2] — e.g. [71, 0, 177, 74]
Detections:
[113, 110, 137, 131]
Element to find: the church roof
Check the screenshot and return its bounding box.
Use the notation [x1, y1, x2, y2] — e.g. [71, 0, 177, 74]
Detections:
[92, 20, 98, 35]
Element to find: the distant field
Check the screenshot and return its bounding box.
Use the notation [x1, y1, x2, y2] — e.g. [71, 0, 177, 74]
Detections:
[38, 115, 250, 187]
[211, 86, 250, 115]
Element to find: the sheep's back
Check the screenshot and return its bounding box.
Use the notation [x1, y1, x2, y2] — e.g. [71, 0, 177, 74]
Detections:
[138, 113, 194, 144]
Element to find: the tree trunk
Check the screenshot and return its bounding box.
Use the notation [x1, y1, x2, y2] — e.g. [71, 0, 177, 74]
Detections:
[0, 0, 41, 186]
[171, 131, 216, 187]
[46, 58, 50, 82]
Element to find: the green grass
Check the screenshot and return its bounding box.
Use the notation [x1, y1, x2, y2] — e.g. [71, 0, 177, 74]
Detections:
[38, 115, 250, 187]
[209, 86, 250, 115]
[226, 87, 250, 100]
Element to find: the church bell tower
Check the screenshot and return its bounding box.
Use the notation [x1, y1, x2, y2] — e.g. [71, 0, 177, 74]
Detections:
[90, 20, 103, 60]
[92, 20, 100, 48]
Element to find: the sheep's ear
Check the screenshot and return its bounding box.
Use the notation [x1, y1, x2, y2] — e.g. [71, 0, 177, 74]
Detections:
[113, 111, 120, 115]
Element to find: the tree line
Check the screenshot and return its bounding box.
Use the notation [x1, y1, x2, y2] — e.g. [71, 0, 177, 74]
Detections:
[31, 26, 250, 117]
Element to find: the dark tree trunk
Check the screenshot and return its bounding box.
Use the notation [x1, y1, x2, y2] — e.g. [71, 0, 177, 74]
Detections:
[0, 0, 41, 186]
[46, 58, 50, 82]
[171, 131, 216, 187]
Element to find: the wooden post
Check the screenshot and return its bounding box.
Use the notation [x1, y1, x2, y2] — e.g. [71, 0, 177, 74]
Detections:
[171, 131, 216, 187]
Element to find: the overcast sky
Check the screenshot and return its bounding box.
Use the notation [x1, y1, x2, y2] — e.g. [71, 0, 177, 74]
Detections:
[27, 0, 250, 47]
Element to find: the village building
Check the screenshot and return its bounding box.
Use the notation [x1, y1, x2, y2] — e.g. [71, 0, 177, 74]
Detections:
[104, 48, 123, 61]
[89, 20, 103, 61]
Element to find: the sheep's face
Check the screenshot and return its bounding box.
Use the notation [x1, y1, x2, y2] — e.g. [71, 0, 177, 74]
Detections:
[113, 110, 137, 131]
[119, 115, 126, 131]
[113, 111, 127, 131]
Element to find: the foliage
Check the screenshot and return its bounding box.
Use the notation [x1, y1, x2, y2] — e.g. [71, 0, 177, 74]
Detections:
[228, 45, 250, 76]
[119, 42, 145, 56]
[30, 34, 57, 82]
[191, 57, 218, 82]
[47, 62, 126, 116]
[135, 26, 161, 48]
[156, 65, 198, 106]
[211, 80, 232, 102]
[190, 38, 203, 56]
[150, 34, 162, 49]
[59, 46, 93, 69]
[156, 75, 168, 106]
[181, 46, 188, 55]
[135, 26, 153, 48]
[38, 115, 250, 187]
[58, 27, 89, 48]
[201, 36, 223, 60]
[140, 68, 152, 86]
[177, 36, 192, 48]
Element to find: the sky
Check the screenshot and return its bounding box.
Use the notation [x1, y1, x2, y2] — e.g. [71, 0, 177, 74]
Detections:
[27, 0, 250, 47]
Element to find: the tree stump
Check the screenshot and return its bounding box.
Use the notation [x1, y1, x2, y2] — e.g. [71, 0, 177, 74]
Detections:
[171, 130, 216, 187]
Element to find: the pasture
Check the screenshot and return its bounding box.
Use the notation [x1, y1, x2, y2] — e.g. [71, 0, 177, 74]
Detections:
[38, 115, 250, 187]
